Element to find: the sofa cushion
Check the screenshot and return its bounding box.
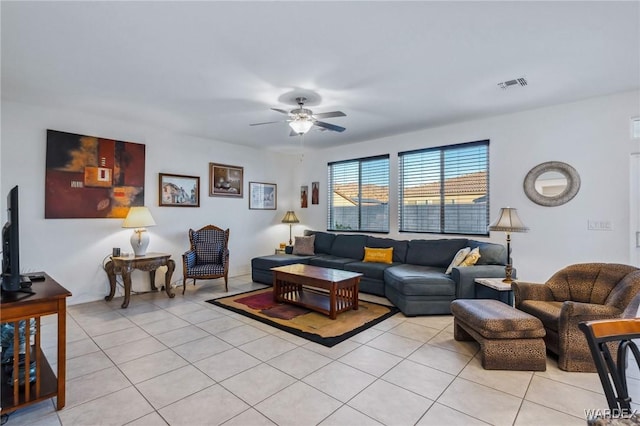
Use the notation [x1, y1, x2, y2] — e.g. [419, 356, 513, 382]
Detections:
[330, 234, 368, 259]
[468, 241, 507, 265]
[191, 228, 226, 264]
[405, 239, 469, 268]
[384, 264, 455, 296]
[195, 242, 222, 265]
[518, 300, 564, 331]
[345, 261, 397, 281]
[251, 254, 312, 270]
[366, 236, 409, 263]
[304, 230, 336, 255]
[293, 235, 315, 255]
[308, 254, 354, 270]
[459, 247, 481, 266]
[363, 247, 393, 264]
[445, 247, 471, 274]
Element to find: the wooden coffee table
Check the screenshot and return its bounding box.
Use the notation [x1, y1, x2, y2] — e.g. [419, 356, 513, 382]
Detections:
[271, 264, 362, 320]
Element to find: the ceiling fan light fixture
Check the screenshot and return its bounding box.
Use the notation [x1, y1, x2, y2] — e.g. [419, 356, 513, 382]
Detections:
[289, 118, 313, 135]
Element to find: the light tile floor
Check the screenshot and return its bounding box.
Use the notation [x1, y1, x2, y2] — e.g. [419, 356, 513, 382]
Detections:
[4, 275, 639, 426]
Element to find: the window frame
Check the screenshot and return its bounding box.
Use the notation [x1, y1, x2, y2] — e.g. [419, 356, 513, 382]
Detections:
[327, 154, 390, 233]
[398, 140, 490, 236]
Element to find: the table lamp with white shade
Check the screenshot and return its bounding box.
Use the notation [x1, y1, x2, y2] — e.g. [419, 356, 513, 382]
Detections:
[122, 206, 156, 256]
[281, 210, 300, 246]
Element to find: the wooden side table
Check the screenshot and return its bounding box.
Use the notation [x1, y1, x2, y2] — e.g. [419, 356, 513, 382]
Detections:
[105, 252, 175, 308]
[1, 274, 71, 413]
[474, 278, 515, 306]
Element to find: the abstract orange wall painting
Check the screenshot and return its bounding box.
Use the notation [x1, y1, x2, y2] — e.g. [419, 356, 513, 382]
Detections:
[45, 129, 146, 218]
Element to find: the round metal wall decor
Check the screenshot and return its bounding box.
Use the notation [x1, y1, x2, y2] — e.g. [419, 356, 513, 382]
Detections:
[523, 161, 580, 207]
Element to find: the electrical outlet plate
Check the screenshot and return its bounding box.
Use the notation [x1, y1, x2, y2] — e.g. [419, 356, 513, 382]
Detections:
[587, 220, 613, 231]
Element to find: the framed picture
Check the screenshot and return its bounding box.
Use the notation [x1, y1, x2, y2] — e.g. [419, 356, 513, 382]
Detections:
[312, 181, 319, 205]
[45, 129, 146, 218]
[301, 185, 308, 208]
[209, 163, 243, 197]
[159, 173, 200, 207]
[249, 182, 277, 210]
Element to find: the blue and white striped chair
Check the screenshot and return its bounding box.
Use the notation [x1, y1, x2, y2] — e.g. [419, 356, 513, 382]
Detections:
[182, 225, 229, 294]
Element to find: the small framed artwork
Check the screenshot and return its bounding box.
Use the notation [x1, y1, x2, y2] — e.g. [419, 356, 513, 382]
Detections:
[301, 185, 308, 208]
[312, 181, 319, 205]
[159, 173, 200, 207]
[249, 182, 277, 210]
[209, 163, 243, 197]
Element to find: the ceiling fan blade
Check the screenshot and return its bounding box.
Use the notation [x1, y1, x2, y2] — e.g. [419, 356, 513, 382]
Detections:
[313, 111, 346, 119]
[314, 121, 346, 132]
[249, 121, 281, 126]
[271, 108, 290, 115]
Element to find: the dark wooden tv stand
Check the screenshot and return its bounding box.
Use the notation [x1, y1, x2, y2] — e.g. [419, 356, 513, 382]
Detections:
[1, 273, 71, 413]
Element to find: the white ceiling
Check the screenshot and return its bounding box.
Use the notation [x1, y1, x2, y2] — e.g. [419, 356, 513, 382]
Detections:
[2, 1, 639, 152]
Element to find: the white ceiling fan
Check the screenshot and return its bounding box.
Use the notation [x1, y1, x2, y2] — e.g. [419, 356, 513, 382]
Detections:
[250, 97, 346, 136]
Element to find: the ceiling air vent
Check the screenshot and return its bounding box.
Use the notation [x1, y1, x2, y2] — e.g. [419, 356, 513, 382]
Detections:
[498, 77, 528, 90]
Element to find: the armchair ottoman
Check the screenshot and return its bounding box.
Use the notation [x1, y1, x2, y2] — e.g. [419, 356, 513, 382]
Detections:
[451, 299, 547, 371]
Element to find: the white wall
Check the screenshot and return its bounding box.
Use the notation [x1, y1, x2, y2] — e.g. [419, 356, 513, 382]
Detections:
[298, 90, 640, 282]
[3, 90, 639, 304]
[1, 101, 297, 304]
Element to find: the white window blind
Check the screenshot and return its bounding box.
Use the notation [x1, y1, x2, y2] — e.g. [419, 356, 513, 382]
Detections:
[328, 155, 390, 232]
[399, 140, 489, 235]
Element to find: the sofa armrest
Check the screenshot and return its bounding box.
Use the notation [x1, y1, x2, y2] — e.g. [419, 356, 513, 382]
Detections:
[561, 301, 622, 319]
[512, 282, 553, 307]
[559, 301, 623, 349]
[221, 247, 230, 267]
[182, 250, 197, 269]
[451, 265, 509, 299]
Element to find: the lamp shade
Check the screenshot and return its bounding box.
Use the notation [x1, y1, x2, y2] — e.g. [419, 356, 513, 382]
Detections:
[289, 119, 313, 135]
[281, 211, 300, 224]
[122, 207, 156, 229]
[488, 207, 528, 233]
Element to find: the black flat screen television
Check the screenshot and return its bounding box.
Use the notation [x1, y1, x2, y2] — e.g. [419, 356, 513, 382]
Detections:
[2, 185, 32, 293]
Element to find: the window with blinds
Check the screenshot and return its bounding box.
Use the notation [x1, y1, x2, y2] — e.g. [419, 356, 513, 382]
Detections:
[328, 155, 390, 233]
[399, 140, 489, 235]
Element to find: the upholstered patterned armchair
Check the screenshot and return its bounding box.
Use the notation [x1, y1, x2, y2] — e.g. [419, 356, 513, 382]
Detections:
[513, 263, 640, 372]
[182, 225, 229, 294]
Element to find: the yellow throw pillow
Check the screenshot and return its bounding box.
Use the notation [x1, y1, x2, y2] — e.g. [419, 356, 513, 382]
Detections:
[459, 247, 481, 267]
[445, 247, 471, 274]
[363, 247, 394, 264]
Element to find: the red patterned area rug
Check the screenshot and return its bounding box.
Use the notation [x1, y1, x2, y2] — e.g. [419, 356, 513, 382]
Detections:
[207, 288, 400, 347]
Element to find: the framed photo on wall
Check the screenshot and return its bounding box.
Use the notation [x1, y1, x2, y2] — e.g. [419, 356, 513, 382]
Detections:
[159, 173, 200, 207]
[209, 163, 243, 197]
[312, 181, 319, 205]
[301, 185, 308, 208]
[249, 182, 277, 210]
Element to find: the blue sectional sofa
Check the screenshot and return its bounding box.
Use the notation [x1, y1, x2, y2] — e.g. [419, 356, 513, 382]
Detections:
[251, 230, 509, 316]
